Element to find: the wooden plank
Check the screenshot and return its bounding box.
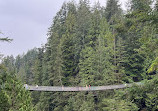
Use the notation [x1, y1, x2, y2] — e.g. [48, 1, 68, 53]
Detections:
[24, 82, 142, 92]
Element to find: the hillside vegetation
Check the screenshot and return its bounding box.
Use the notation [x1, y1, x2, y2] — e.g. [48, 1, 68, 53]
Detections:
[1, 0, 158, 110]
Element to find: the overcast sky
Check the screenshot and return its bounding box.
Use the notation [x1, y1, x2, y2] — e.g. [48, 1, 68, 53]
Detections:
[0, 0, 128, 57]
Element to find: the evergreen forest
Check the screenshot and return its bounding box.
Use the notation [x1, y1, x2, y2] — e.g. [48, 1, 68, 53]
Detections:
[0, 0, 158, 110]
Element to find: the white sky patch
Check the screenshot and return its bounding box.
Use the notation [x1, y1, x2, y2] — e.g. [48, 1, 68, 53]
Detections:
[0, 0, 128, 57]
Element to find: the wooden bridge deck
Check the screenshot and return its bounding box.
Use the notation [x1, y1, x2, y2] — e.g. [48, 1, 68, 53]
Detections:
[24, 82, 142, 92]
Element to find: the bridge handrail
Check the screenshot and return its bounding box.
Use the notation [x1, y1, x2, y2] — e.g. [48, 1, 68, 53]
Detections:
[24, 82, 143, 92]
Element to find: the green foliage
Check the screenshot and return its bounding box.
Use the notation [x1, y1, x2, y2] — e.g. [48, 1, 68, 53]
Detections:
[105, 0, 122, 22]
[61, 10, 77, 85]
[2, 0, 158, 110]
[0, 37, 13, 42]
[124, 78, 158, 110]
[0, 32, 13, 42]
[0, 65, 34, 111]
[102, 98, 138, 111]
[129, 0, 152, 12]
[147, 57, 158, 73]
[79, 47, 96, 86]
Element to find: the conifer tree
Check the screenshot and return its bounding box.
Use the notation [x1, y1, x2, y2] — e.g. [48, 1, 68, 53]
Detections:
[31, 48, 44, 105]
[123, 0, 153, 82]
[0, 65, 34, 111]
[2, 0, 158, 110]
[95, 18, 117, 85]
[105, 0, 122, 22]
[74, 0, 91, 74]
[61, 2, 77, 86]
[37, 2, 69, 110]
[78, 2, 102, 86]
[104, 0, 124, 83]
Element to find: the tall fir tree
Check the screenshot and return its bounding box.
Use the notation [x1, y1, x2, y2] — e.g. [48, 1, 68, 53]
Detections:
[0, 65, 34, 111]
[123, 0, 153, 82]
[61, 2, 77, 86]
[105, 0, 122, 22]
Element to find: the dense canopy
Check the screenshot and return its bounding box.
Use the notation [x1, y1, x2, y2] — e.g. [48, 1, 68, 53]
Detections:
[0, 0, 158, 110]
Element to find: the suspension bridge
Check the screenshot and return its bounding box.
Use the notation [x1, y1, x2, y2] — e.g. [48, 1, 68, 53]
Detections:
[24, 82, 143, 92]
